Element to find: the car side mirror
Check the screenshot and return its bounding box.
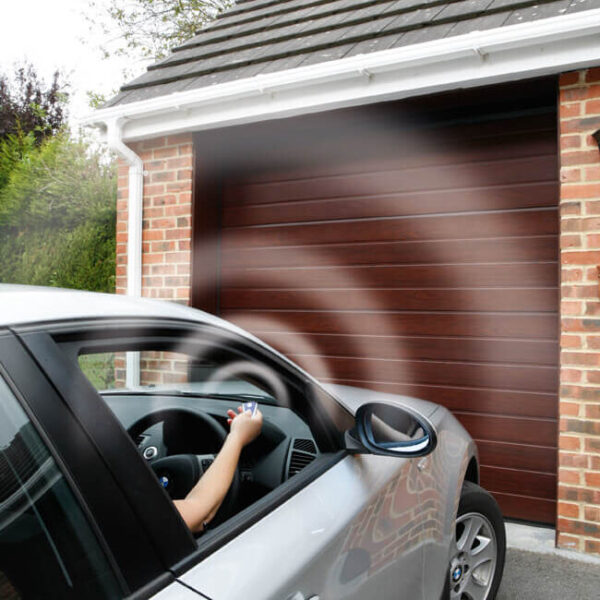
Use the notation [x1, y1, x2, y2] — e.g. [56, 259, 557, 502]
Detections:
[346, 402, 436, 457]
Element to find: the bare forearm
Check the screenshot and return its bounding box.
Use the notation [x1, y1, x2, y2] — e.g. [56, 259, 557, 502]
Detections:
[174, 433, 243, 532]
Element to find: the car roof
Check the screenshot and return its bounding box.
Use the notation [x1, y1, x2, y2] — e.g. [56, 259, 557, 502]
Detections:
[0, 284, 229, 330]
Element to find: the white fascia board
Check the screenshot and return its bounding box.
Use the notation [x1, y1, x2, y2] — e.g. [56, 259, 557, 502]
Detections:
[85, 8, 600, 142]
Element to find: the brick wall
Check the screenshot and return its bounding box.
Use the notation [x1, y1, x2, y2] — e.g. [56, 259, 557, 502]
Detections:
[558, 69, 600, 555]
[116, 133, 194, 303]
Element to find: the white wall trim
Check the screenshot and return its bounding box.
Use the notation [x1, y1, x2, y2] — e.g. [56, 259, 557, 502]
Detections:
[84, 9, 600, 141]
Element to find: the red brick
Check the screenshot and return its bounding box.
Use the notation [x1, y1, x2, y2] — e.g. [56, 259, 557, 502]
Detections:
[142, 229, 163, 242]
[165, 228, 191, 240]
[557, 533, 581, 550]
[584, 166, 600, 181]
[562, 285, 595, 298]
[587, 371, 600, 385]
[559, 469, 581, 484]
[562, 185, 600, 200]
[586, 99, 600, 115]
[586, 68, 600, 84]
[153, 146, 178, 159]
[561, 268, 583, 283]
[151, 171, 175, 183]
[558, 502, 580, 518]
[143, 254, 164, 265]
[143, 184, 166, 196]
[178, 143, 193, 156]
[585, 438, 600, 452]
[166, 157, 192, 169]
[560, 202, 581, 216]
[585, 506, 600, 521]
[561, 368, 582, 383]
[165, 252, 191, 264]
[562, 352, 600, 367]
[166, 181, 192, 192]
[166, 134, 192, 146]
[152, 218, 176, 229]
[587, 201, 600, 215]
[585, 539, 600, 554]
[560, 334, 582, 348]
[560, 401, 581, 416]
[585, 472, 600, 488]
[561, 71, 582, 86]
[559, 435, 581, 450]
[559, 453, 588, 468]
[140, 136, 166, 150]
[561, 234, 582, 249]
[588, 234, 600, 247]
[561, 150, 600, 166]
[561, 301, 583, 315]
[560, 166, 582, 181]
[165, 204, 192, 217]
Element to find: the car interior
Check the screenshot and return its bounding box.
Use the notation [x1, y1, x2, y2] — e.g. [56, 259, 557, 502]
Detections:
[65, 320, 352, 533]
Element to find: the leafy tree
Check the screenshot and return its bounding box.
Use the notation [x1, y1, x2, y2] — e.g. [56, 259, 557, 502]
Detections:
[88, 0, 233, 62]
[0, 65, 67, 144]
[0, 132, 117, 292]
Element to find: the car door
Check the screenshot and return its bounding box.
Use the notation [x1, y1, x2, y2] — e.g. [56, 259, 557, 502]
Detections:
[177, 442, 426, 600]
[0, 329, 198, 598]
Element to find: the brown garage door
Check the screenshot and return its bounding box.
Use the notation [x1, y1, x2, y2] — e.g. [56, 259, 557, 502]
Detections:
[195, 80, 559, 523]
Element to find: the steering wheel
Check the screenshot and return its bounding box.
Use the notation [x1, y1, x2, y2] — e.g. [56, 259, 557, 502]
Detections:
[127, 408, 240, 527]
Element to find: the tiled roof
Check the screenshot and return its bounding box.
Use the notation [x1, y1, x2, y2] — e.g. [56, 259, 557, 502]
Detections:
[106, 0, 600, 107]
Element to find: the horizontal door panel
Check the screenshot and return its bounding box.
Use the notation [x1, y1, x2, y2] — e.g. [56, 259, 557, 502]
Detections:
[455, 413, 557, 447]
[480, 466, 557, 500]
[255, 332, 558, 366]
[224, 311, 558, 339]
[477, 440, 557, 473]
[493, 492, 556, 523]
[289, 355, 557, 393]
[224, 156, 557, 206]
[222, 209, 558, 247]
[222, 236, 558, 269]
[224, 311, 557, 339]
[221, 262, 558, 289]
[223, 183, 557, 226]
[221, 288, 559, 312]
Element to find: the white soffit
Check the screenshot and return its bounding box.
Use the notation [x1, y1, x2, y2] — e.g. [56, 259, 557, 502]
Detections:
[86, 8, 600, 141]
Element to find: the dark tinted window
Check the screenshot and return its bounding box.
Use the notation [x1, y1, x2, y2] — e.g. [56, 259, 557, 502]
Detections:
[0, 375, 123, 599]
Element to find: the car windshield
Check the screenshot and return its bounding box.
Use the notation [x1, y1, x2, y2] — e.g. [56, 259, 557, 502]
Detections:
[78, 350, 276, 402]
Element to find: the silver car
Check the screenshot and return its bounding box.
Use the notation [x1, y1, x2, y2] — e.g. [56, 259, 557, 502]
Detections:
[0, 285, 505, 600]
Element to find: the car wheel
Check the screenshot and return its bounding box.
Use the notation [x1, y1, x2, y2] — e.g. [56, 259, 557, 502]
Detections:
[447, 481, 506, 600]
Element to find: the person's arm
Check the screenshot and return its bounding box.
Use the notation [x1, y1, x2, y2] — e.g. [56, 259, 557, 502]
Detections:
[174, 407, 262, 533]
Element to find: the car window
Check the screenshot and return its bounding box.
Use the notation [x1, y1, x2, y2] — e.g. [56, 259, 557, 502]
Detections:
[0, 374, 123, 599]
[78, 349, 277, 401]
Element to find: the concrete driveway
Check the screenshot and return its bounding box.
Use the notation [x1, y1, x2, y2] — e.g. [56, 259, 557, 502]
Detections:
[497, 523, 600, 599]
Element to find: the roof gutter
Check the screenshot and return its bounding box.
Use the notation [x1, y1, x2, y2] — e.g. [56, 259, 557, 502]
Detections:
[84, 8, 600, 142]
[106, 119, 143, 387]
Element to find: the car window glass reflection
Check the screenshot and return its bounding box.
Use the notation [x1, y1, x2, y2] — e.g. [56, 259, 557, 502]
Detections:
[78, 349, 276, 401]
[0, 375, 122, 599]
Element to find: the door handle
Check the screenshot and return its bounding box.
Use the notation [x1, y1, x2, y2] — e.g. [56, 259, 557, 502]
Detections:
[287, 593, 320, 600]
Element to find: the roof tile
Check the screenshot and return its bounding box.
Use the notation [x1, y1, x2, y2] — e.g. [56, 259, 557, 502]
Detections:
[106, 0, 600, 107]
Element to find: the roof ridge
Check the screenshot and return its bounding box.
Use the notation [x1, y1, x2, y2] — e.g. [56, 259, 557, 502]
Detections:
[122, 0, 555, 92]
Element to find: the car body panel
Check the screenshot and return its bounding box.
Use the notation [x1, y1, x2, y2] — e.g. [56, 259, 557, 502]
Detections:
[181, 453, 428, 600]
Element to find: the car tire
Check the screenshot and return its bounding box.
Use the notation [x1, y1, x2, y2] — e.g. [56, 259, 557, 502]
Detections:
[445, 481, 506, 600]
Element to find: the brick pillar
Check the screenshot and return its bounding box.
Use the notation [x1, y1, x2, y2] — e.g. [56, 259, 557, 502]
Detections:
[558, 69, 600, 556]
[116, 134, 194, 304]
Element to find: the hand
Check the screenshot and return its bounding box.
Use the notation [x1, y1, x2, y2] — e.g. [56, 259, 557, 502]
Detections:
[227, 406, 263, 447]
